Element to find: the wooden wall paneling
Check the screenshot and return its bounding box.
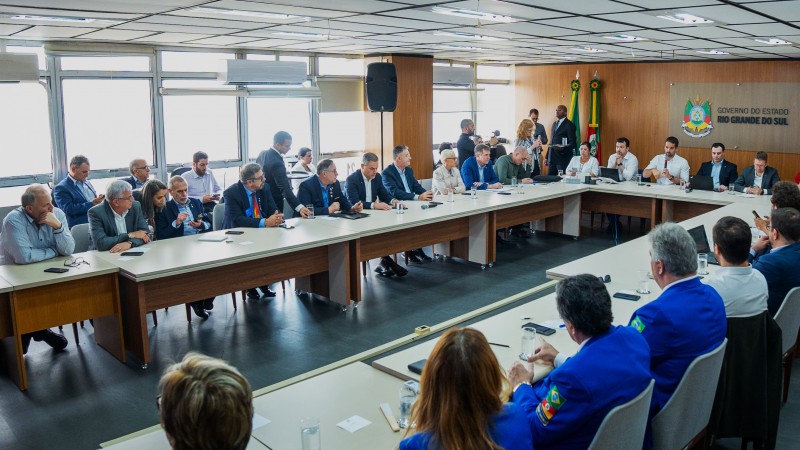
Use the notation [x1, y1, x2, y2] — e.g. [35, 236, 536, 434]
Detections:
[515, 61, 800, 180]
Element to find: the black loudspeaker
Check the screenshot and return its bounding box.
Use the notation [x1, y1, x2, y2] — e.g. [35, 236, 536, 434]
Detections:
[365, 62, 397, 112]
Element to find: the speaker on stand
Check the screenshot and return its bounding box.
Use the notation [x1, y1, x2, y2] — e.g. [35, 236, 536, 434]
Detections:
[365, 62, 397, 169]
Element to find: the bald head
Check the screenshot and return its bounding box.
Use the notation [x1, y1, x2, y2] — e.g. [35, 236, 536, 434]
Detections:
[512, 146, 528, 164]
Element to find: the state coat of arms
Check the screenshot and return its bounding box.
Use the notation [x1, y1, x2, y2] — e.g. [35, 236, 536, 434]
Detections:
[682, 96, 713, 138]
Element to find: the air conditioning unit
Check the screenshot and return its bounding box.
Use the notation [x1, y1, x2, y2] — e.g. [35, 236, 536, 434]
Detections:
[0, 53, 39, 82]
[433, 66, 473, 86]
[219, 60, 308, 85]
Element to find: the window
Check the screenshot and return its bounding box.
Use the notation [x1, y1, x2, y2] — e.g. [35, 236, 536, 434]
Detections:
[60, 56, 150, 71]
[0, 83, 52, 178]
[62, 79, 154, 170]
[477, 84, 514, 140]
[318, 57, 363, 76]
[161, 51, 234, 72]
[319, 111, 365, 154]
[477, 65, 511, 81]
[162, 80, 239, 164]
[433, 89, 472, 145]
[246, 98, 312, 157]
[246, 54, 276, 61]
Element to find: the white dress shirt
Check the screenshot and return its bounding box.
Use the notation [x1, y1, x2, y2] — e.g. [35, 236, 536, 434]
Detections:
[112, 208, 128, 234]
[183, 169, 222, 199]
[701, 265, 768, 318]
[567, 156, 599, 177]
[644, 153, 690, 185]
[362, 172, 373, 204]
[606, 152, 639, 181]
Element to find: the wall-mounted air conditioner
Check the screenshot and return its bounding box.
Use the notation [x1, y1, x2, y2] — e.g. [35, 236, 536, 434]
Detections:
[0, 54, 39, 82]
[433, 66, 473, 86]
[218, 60, 308, 85]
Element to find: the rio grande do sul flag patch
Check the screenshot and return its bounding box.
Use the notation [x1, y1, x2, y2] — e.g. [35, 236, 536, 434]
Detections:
[536, 384, 565, 426]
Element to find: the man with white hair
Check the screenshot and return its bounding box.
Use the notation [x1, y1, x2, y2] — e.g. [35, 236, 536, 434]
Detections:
[629, 222, 726, 445]
[88, 180, 151, 252]
[1, 184, 73, 353]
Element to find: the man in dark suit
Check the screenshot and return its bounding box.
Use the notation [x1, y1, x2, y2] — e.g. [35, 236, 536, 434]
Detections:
[255, 131, 312, 219]
[735, 151, 780, 195]
[750, 207, 800, 315]
[88, 180, 151, 252]
[122, 158, 151, 190]
[222, 163, 283, 299]
[345, 152, 407, 277]
[695, 143, 738, 191]
[155, 175, 215, 318]
[548, 104, 577, 174]
[298, 159, 362, 217]
[53, 155, 104, 228]
[382, 145, 434, 263]
[456, 118, 476, 170]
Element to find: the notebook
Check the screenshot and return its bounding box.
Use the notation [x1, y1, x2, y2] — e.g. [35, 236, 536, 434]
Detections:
[686, 225, 720, 265]
[690, 175, 714, 191]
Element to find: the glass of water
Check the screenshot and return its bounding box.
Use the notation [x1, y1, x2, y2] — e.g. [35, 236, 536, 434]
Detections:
[728, 183, 736, 194]
[300, 417, 321, 450]
[396, 201, 405, 214]
[636, 174, 643, 186]
[447, 190, 454, 202]
[511, 177, 517, 187]
[697, 253, 709, 275]
[636, 270, 651, 294]
[398, 385, 417, 429]
[470, 186, 477, 199]
[679, 179, 686, 190]
[557, 170, 564, 179]
[520, 326, 537, 361]
[305, 204, 315, 219]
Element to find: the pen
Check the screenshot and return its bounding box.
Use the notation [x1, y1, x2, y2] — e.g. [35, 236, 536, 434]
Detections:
[489, 342, 510, 348]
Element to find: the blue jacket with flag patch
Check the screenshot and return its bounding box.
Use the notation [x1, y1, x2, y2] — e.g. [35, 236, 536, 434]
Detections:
[512, 325, 652, 450]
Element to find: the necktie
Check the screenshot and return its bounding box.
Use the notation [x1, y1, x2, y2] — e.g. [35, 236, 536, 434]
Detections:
[251, 192, 261, 219]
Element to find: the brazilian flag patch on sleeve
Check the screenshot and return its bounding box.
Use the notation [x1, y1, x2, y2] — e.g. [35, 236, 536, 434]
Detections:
[630, 315, 646, 333]
[535, 384, 565, 426]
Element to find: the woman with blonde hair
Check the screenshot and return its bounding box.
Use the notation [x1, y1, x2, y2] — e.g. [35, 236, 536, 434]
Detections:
[400, 328, 532, 450]
[515, 118, 542, 177]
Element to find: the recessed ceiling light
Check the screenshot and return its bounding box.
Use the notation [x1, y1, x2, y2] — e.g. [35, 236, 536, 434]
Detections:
[603, 34, 647, 42]
[273, 31, 328, 39]
[655, 12, 714, 25]
[8, 14, 123, 25]
[433, 31, 506, 41]
[431, 7, 522, 23]
[697, 49, 729, 55]
[753, 37, 793, 45]
[189, 7, 308, 21]
[571, 46, 607, 53]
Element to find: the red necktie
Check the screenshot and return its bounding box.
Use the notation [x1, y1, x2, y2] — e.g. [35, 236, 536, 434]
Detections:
[251, 192, 261, 219]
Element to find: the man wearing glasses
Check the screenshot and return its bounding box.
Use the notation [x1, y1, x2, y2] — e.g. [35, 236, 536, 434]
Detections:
[88, 180, 151, 252]
[222, 163, 283, 299]
[1, 184, 74, 353]
[298, 159, 362, 217]
[122, 158, 151, 189]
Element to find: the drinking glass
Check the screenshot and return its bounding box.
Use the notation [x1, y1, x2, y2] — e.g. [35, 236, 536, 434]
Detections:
[520, 326, 537, 361]
[396, 201, 405, 214]
[636, 270, 651, 294]
[511, 177, 517, 187]
[300, 417, 321, 450]
[447, 190, 454, 202]
[728, 183, 736, 194]
[398, 385, 417, 429]
[470, 186, 477, 199]
[636, 175, 643, 186]
[305, 204, 315, 219]
[697, 253, 709, 275]
[679, 179, 686, 190]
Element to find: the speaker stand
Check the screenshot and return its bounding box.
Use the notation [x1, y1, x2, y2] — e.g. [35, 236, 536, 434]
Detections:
[379, 107, 385, 169]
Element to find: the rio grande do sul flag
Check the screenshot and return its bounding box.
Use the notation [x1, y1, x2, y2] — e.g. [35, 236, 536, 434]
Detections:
[588, 73, 601, 161]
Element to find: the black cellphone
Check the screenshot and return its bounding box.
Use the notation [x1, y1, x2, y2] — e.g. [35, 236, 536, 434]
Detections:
[408, 359, 426, 375]
[121, 251, 144, 256]
[752, 210, 761, 220]
[428, 201, 443, 206]
[44, 267, 69, 274]
[497, 192, 511, 195]
[225, 230, 244, 235]
[521, 322, 556, 336]
[613, 292, 641, 301]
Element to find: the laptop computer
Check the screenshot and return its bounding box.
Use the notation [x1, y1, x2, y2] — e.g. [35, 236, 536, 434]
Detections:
[599, 167, 622, 182]
[690, 175, 715, 191]
[686, 225, 720, 265]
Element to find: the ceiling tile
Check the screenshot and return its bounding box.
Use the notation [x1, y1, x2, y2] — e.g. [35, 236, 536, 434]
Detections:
[607, 0, 721, 8]
[689, 5, 772, 24]
[534, 16, 642, 33]
[206, 0, 354, 19]
[141, 13, 266, 29]
[745, 1, 800, 21]
[498, 0, 644, 15]
[131, 32, 214, 43]
[115, 21, 242, 35]
[0, 23, 28, 35]
[336, 14, 444, 30]
[437, 0, 569, 20]
[0, 1, 202, 14]
[75, 29, 156, 40]
[663, 26, 751, 39]
[183, 35, 260, 45]
[727, 23, 800, 35]
[12, 25, 98, 38]
[481, 21, 580, 37]
[241, 0, 406, 14]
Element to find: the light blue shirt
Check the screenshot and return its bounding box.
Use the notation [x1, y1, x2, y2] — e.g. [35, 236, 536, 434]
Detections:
[1, 207, 75, 265]
[242, 185, 265, 228]
[710, 160, 723, 189]
[318, 179, 330, 208]
[172, 202, 209, 236]
[69, 175, 96, 201]
[393, 164, 419, 200]
[478, 164, 486, 183]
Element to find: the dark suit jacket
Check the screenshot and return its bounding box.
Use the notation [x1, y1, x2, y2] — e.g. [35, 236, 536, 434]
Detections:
[121, 176, 146, 190]
[549, 117, 577, 168]
[88, 200, 150, 251]
[297, 175, 352, 217]
[696, 160, 738, 188]
[344, 171, 394, 209]
[221, 181, 279, 229]
[752, 241, 800, 316]
[53, 177, 98, 228]
[382, 164, 425, 201]
[456, 133, 476, 170]
[257, 148, 302, 212]
[155, 198, 211, 240]
[460, 156, 500, 189]
[735, 166, 780, 194]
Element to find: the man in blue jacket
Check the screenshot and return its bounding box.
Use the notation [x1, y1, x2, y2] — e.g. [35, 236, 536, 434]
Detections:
[629, 222, 726, 445]
[461, 144, 502, 190]
[750, 207, 800, 315]
[508, 274, 652, 450]
[53, 155, 104, 227]
[156, 175, 215, 318]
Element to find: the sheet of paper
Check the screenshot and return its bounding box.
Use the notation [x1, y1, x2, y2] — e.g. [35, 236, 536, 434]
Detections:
[740, 193, 757, 198]
[252, 413, 271, 430]
[238, 241, 255, 246]
[118, 256, 134, 261]
[486, 186, 513, 192]
[320, 215, 339, 221]
[336, 415, 371, 433]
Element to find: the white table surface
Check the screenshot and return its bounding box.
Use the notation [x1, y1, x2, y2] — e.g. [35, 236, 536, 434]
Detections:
[0, 251, 118, 290]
